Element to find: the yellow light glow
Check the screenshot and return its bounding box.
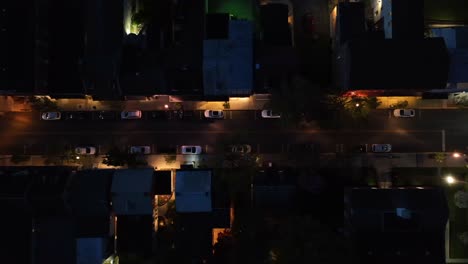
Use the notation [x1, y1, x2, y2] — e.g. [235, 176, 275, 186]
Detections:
[445, 176, 455, 184]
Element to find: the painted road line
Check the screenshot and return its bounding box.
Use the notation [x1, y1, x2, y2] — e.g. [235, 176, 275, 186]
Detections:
[442, 129, 446, 152]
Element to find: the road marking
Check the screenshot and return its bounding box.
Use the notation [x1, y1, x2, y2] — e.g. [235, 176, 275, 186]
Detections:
[13, 129, 445, 135]
[205, 145, 208, 153]
[442, 129, 446, 152]
[199, 111, 202, 119]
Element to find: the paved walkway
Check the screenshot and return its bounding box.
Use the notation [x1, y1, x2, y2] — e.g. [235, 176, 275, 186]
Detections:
[1, 94, 463, 113]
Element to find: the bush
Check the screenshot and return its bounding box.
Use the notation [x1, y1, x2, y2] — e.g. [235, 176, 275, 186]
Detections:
[10, 154, 30, 164]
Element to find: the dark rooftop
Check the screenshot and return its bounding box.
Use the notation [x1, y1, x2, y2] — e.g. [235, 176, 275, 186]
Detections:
[342, 38, 450, 91]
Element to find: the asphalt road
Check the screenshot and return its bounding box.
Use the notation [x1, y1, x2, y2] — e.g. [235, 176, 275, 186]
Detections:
[1, 109, 467, 156]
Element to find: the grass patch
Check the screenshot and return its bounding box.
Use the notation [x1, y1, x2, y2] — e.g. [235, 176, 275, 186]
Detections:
[445, 185, 468, 258]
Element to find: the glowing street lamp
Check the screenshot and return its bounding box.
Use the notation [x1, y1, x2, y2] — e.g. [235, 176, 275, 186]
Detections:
[355, 103, 360, 107]
[76, 156, 80, 160]
[164, 104, 169, 109]
[453, 152, 462, 158]
[445, 175, 456, 185]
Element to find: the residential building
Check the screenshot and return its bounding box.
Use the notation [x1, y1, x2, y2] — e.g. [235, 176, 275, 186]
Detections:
[344, 187, 449, 264]
[370, 0, 424, 40]
[111, 168, 156, 215]
[175, 169, 212, 213]
[339, 38, 449, 92]
[203, 17, 254, 98]
[331, 2, 366, 48]
[432, 27, 468, 89]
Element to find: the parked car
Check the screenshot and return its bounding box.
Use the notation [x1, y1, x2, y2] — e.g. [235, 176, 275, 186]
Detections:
[229, 144, 252, 154]
[130, 146, 151, 154]
[64, 111, 88, 120]
[41, 112, 61, 120]
[181, 145, 202, 154]
[261, 110, 281, 119]
[75, 146, 96, 155]
[393, 109, 415, 118]
[353, 144, 368, 153]
[148, 111, 170, 120]
[121, 110, 142, 119]
[96, 111, 116, 120]
[371, 144, 392, 153]
[204, 110, 224, 119]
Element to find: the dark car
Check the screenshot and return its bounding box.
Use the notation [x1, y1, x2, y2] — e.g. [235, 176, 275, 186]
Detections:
[149, 111, 170, 120]
[95, 111, 116, 120]
[64, 111, 89, 120]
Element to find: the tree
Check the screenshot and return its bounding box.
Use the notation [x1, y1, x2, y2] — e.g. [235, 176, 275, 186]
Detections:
[43, 148, 77, 166]
[10, 154, 30, 164]
[28, 96, 59, 112]
[102, 147, 130, 167]
[454, 191, 468, 208]
[102, 147, 146, 167]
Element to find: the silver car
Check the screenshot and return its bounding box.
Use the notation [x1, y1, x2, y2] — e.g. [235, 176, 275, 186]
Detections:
[75, 146, 97, 155]
[371, 144, 392, 153]
[261, 110, 281, 119]
[181, 145, 202, 154]
[393, 109, 415, 118]
[130, 146, 151, 154]
[204, 110, 224, 119]
[229, 145, 252, 154]
[41, 112, 61, 120]
[121, 110, 142, 119]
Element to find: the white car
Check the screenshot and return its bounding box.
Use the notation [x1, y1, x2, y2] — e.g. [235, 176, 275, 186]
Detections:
[75, 146, 97, 155]
[204, 110, 224, 119]
[130, 146, 151, 154]
[371, 144, 392, 153]
[121, 110, 142, 119]
[229, 145, 252, 154]
[41, 112, 61, 120]
[393, 109, 415, 118]
[181, 145, 202, 154]
[261, 110, 281, 119]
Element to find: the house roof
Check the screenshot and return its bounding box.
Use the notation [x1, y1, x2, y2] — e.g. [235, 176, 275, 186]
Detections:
[34, 217, 76, 264]
[175, 213, 213, 262]
[175, 169, 212, 213]
[342, 38, 450, 91]
[116, 215, 153, 254]
[337, 2, 366, 45]
[69, 169, 113, 217]
[346, 187, 448, 264]
[203, 20, 253, 96]
[111, 169, 155, 215]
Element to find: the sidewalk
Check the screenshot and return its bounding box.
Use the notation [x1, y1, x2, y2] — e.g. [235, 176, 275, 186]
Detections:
[0, 94, 461, 113]
[0, 95, 271, 112]
[376, 96, 458, 109]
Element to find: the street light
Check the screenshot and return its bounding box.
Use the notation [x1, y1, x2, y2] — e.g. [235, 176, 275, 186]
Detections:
[164, 104, 169, 109]
[355, 103, 360, 107]
[445, 175, 456, 185]
[76, 156, 80, 160]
